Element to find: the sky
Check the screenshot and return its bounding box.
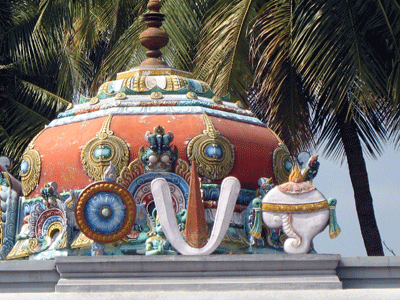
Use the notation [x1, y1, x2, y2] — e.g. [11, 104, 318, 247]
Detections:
[313, 146, 400, 257]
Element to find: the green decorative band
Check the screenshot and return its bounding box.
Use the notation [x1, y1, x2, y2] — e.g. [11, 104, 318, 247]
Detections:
[262, 200, 329, 212]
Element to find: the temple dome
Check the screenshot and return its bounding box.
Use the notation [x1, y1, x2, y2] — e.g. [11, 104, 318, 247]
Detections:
[20, 64, 291, 198]
[19, 0, 292, 223]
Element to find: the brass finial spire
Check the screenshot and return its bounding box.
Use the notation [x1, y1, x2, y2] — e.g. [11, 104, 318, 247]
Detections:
[139, 0, 169, 67]
[185, 160, 208, 248]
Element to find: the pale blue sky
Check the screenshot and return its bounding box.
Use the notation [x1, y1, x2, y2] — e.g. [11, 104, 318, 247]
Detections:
[313, 146, 399, 256]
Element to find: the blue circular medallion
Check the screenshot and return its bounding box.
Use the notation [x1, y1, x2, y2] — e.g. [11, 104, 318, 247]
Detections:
[284, 159, 292, 172]
[93, 146, 112, 159]
[205, 144, 223, 159]
[20, 160, 29, 173]
[84, 191, 126, 235]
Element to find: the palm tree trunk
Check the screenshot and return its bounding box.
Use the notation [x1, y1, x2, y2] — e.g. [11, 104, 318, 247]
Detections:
[337, 110, 384, 256]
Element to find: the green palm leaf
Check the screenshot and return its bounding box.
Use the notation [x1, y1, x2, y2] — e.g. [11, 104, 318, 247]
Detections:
[194, 0, 262, 103]
[292, 0, 391, 157]
[248, 0, 314, 154]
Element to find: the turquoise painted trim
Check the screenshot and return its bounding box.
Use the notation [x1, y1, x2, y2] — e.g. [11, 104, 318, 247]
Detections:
[50, 106, 266, 128]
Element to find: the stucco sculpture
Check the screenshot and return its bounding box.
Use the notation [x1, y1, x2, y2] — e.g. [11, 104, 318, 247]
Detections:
[0, 0, 341, 260]
[251, 167, 340, 254]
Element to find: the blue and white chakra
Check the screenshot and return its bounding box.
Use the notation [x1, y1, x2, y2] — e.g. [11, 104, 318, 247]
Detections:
[84, 192, 126, 235]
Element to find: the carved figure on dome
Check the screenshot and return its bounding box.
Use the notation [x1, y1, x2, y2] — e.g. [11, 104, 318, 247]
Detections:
[40, 182, 62, 209]
[145, 214, 177, 255]
[103, 162, 117, 182]
[248, 177, 276, 247]
[125, 203, 152, 244]
[250, 167, 340, 254]
[0, 157, 22, 196]
[139, 125, 179, 172]
[16, 215, 31, 241]
[256, 177, 274, 198]
[63, 190, 79, 247]
[301, 154, 320, 183]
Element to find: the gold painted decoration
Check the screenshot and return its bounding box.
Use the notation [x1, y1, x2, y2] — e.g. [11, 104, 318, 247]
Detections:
[28, 237, 39, 253]
[20, 148, 41, 196]
[212, 96, 222, 104]
[46, 221, 63, 239]
[89, 97, 99, 105]
[175, 159, 191, 183]
[81, 115, 129, 181]
[187, 114, 234, 181]
[272, 145, 292, 184]
[116, 159, 146, 188]
[261, 200, 329, 213]
[115, 93, 127, 100]
[20, 131, 44, 196]
[70, 232, 93, 249]
[6, 242, 29, 259]
[150, 91, 163, 99]
[186, 91, 198, 99]
[235, 101, 245, 108]
[75, 181, 136, 243]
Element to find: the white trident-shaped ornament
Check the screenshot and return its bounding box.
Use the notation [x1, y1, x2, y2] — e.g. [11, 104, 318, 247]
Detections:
[151, 174, 240, 255]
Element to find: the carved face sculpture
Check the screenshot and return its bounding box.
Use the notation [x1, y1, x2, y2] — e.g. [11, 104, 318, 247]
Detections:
[139, 126, 178, 173]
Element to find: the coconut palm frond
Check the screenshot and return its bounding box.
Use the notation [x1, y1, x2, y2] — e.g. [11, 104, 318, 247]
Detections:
[56, 46, 92, 102]
[0, 97, 47, 174]
[14, 78, 70, 117]
[247, 0, 314, 154]
[162, 0, 208, 71]
[315, 92, 386, 160]
[293, 0, 391, 112]
[378, 0, 400, 145]
[0, 74, 70, 174]
[194, 0, 261, 102]
[4, 9, 55, 74]
[292, 0, 392, 157]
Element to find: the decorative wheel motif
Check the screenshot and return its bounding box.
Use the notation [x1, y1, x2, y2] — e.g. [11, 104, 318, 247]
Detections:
[75, 182, 136, 243]
[187, 114, 234, 180]
[81, 115, 129, 180]
[128, 172, 189, 217]
[273, 145, 292, 184]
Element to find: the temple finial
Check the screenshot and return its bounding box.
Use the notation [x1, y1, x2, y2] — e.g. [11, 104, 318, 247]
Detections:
[139, 0, 169, 67]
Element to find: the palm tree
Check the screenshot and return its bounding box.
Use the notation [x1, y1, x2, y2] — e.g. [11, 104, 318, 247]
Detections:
[0, 0, 208, 174]
[0, 0, 71, 174]
[3, 0, 398, 255]
[244, 0, 400, 255]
